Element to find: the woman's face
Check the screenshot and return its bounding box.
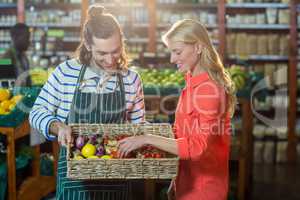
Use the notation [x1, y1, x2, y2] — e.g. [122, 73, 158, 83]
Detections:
[89, 33, 122, 72]
[167, 41, 201, 74]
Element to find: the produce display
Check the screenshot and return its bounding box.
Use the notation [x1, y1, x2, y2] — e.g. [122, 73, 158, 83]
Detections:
[0, 88, 23, 115]
[132, 66, 185, 88]
[71, 134, 166, 160]
[227, 65, 248, 90]
[29, 67, 55, 86]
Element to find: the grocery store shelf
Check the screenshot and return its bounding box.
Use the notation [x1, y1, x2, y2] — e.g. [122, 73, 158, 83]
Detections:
[158, 23, 217, 29]
[132, 23, 150, 28]
[227, 24, 290, 30]
[0, 23, 15, 28]
[142, 52, 170, 58]
[254, 135, 288, 142]
[27, 23, 80, 28]
[0, 37, 10, 42]
[126, 38, 149, 43]
[45, 37, 80, 43]
[157, 3, 217, 9]
[228, 55, 289, 61]
[157, 38, 219, 45]
[226, 3, 289, 9]
[28, 50, 73, 57]
[25, 3, 81, 10]
[0, 3, 16, 9]
[97, 2, 144, 8]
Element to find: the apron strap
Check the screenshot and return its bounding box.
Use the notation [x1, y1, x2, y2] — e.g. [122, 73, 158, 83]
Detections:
[117, 72, 126, 123]
[67, 64, 87, 124]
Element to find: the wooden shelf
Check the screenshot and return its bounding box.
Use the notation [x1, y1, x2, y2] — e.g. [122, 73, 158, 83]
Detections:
[0, 120, 58, 200]
[17, 176, 56, 200]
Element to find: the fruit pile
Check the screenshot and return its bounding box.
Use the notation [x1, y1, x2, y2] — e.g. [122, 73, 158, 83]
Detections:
[72, 134, 166, 160]
[137, 145, 166, 159]
[29, 67, 55, 86]
[131, 66, 185, 88]
[228, 65, 248, 90]
[0, 88, 23, 115]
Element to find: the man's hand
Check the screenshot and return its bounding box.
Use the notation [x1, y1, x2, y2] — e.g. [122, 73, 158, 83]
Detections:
[50, 121, 72, 147]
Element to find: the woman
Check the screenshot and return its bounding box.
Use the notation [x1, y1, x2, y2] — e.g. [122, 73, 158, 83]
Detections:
[118, 19, 236, 200]
[29, 5, 145, 200]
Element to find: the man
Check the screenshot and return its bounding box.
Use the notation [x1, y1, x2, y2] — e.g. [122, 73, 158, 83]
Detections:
[1, 23, 31, 86]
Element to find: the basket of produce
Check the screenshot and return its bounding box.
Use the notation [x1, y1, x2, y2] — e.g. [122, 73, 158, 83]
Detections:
[0, 87, 41, 127]
[67, 123, 179, 180]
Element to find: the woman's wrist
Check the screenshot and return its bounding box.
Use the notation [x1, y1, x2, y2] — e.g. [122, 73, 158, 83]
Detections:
[143, 134, 152, 146]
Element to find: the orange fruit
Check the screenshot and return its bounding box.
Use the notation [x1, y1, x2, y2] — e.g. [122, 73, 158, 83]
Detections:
[11, 95, 23, 103]
[0, 89, 10, 102]
[0, 107, 6, 115]
[8, 103, 16, 111]
[0, 100, 11, 111]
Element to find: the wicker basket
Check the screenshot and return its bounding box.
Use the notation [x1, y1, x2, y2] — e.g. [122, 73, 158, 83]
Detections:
[67, 123, 179, 180]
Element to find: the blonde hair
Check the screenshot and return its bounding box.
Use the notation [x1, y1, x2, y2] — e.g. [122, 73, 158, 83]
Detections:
[75, 4, 128, 70]
[162, 19, 236, 117]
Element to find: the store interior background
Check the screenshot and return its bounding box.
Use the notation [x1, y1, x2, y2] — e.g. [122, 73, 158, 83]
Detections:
[0, 0, 300, 200]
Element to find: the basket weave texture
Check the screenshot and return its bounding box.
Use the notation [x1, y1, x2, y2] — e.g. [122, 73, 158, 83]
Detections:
[67, 123, 179, 180]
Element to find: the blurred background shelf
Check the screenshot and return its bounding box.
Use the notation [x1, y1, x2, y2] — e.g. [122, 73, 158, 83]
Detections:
[0, 3, 17, 9]
[0, 0, 299, 200]
[226, 3, 289, 9]
[227, 24, 290, 30]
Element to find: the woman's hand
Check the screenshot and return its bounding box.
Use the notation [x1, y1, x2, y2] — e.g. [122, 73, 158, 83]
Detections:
[55, 122, 73, 147]
[117, 135, 147, 158]
[167, 179, 175, 200]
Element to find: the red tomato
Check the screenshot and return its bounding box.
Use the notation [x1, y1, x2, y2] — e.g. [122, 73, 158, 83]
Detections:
[155, 154, 162, 158]
[110, 150, 118, 158]
[144, 153, 151, 158]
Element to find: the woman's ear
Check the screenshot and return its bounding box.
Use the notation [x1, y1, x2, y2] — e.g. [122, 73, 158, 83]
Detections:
[195, 43, 203, 55]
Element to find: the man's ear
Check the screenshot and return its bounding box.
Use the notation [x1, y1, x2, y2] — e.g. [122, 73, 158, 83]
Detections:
[83, 39, 91, 51]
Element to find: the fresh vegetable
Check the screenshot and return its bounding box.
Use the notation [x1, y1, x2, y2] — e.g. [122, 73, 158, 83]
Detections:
[76, 136, 85, 149]
[100, 155, 112, 159]
[81, 143, 96, 158]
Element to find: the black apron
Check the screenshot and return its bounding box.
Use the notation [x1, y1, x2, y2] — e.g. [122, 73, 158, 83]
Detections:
[56, 65, 130, 200]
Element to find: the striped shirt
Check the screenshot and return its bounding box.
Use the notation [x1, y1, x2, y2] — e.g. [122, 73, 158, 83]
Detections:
[29, 59, 145, 141]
